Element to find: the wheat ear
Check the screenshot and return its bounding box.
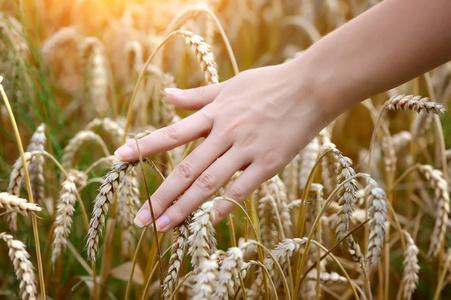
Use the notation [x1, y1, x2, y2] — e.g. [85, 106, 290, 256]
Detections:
[400, 231, 420, 300]
[26, 124, 46, 203]
[41, 26, 80, 61]
[214, 247, 244, 299]
[188, 200, 217, 271]
[384, 95, 445, 114]
[251, 238, 308, 297]
[86, 161, 137, 261]
[419, 165, 450, 257]
[175, 31, 219, 85]
[51, 170, 87, 263]
[299, 137, 320, 189]
[116, 167, 140, 256]
[318, 131, 339, 195]
[0, 192, 42, 215]
[163, 217, 191, 299]
[331, 148, 358, 244]
[365, 178, 388, 275]
[6, 152, 33, 231]
[256, 181, 279, 249]
[192, 251, 220, 300]
[0, 232, 37, 300]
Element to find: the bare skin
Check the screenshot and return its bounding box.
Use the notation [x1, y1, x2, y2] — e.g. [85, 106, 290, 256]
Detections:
[114, 0, 451, 232]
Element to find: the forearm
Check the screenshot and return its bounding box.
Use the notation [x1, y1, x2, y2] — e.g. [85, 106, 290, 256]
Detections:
[290, 0, 451, 122]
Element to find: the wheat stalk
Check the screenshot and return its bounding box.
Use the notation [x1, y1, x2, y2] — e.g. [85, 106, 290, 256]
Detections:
[365, 178, 388, 275]
[51, 170, 87, 263]
[41, 26, 80, 61]
[86, 161, 137, 261]
[175, 31, 219, 85]
[61, 130, 109, 170]
[166, 3, 208, 34]
[163, 217, 191, 299]
[85, 117, 125, 144]
[419, 165, 450, 257]
[26, 123, 46, 203]
[0, 232, 37, 300]
[400, 231, 420, 300]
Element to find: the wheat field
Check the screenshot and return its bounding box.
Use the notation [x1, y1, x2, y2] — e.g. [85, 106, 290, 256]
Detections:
[1, 0, 451, 299]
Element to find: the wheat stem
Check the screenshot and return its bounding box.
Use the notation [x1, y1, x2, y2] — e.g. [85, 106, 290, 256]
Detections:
[0, 78, 46, 299]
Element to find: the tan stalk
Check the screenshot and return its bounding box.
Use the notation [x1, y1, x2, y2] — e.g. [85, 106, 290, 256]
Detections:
[294, 173, 370, 296]
[0, 78, 46, 299]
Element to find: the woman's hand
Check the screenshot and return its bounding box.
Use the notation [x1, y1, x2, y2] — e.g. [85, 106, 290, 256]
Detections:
[114, 62, 327, 232]
[115, 0, 451, 232]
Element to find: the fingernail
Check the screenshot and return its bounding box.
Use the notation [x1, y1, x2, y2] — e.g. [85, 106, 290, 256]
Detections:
[155, 215, 170, 232]
[134, 209, 151, 228]
[164, 88, 184, 96]
[114, 145, 134, 161]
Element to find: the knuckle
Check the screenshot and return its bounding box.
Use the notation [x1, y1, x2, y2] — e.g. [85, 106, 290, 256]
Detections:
[195, 172, 216, 193]
[213, 207, 224, 222]
[151, 194, 165, 211]
[162, 125, 180, 144]
[175, 161, 194, 181]
[261, 151, 283, 173]
[171, 202, 186, 219]
[193, 87, 205, 98]
[227, 185, 246, 202]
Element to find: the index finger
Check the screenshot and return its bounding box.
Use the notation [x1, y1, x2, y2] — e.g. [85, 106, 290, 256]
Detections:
[114, 110, 212, 161]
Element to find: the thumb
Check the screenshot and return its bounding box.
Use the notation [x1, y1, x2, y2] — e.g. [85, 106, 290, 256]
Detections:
[165, 81, 226, 110]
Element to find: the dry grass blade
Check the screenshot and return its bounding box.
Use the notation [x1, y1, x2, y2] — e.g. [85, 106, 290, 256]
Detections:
[175, 31, 219, 85]
[163, 217, 191, 299]
[0, 232, 37, 300]
[52, 170, 87, 263]
[0, 192, 42, 215]
[384, 95, 445, 114]
[419, 165, 450, 257]
[85, 161, 137, 261]
[365, 178, 388, 275]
